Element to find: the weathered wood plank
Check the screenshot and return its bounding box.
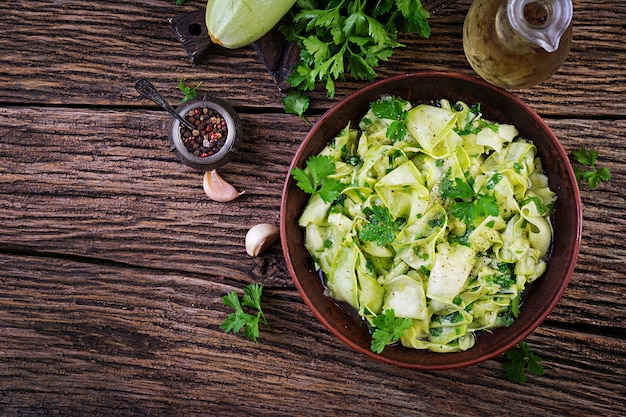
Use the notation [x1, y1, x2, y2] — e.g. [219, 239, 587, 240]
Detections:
[0, 0, 624, 116]
[0, 108, 307, 286]
[1, 109, 625, 329]
[0, 254, 624, 417]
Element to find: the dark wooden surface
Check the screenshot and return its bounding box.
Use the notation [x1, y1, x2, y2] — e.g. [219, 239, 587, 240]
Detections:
[1, 0, 624, 416]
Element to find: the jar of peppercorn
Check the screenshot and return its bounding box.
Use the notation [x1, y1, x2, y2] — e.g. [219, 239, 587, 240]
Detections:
[167, 93, 243, 170]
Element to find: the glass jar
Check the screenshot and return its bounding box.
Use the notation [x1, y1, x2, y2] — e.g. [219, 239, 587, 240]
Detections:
[463, 0, 573, 89]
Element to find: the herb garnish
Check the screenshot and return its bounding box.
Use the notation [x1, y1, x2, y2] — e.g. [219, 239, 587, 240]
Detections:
[570, 147, 611, 190]
[178, 78, 202, 103]
[282, 90, 311, 124]
[370, 96, 409, 141]
[359, 205, 401, 247]
[440, 176, 499, 225]
[502, 341, 545, 383]
[291, 155, 345, 203]
[220, 283, 272, 343]
[371, 309, 413, 354]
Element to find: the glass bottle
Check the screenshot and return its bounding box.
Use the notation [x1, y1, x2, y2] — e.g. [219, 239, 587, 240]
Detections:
[463, 0, 573, 89]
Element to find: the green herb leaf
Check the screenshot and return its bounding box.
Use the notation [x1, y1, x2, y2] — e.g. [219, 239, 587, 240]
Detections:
[291, 167, 316, 194]
[359, 205, 399, 247]
[440, 177, 474, 201]
[178, 78, 202, 103]
[502, 341, 544, 383]
[570, 147, 611, 190]
[282, 90, 311, 125]
[220, 283, 271, 343]
[290, 155, 345, 203]
[474, 193, 499, 218]
[370, 309, 413, 354]
[370, 96, 409, 141]
[318, 178, 345, 203]
[572, 147, 597, 166]
[440, 176, 499, 224]
[521, 196, 547, 215]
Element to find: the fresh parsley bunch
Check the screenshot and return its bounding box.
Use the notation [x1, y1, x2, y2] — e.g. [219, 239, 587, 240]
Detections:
[281, 0, 430, 98]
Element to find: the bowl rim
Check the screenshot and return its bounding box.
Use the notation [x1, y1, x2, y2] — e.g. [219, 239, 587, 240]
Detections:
[280, 71, 582, 369]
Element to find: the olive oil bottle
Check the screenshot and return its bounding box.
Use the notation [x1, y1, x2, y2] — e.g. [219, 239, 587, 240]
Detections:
[463, 0, 573, 89]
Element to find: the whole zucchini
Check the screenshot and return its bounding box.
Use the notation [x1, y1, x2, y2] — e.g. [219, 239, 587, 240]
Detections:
[205, 0, 297, 49]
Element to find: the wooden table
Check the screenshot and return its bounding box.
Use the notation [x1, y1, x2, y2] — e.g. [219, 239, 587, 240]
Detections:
[1, 1, 624, 415]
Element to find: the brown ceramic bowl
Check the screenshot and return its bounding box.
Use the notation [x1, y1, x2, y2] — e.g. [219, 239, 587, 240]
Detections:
[280, 72, 582, 369]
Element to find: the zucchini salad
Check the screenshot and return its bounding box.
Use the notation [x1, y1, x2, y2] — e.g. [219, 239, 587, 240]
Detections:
[291, 96, 556, 353]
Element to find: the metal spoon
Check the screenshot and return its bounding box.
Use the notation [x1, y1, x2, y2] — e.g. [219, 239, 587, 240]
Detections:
[135, 79, 197, 131]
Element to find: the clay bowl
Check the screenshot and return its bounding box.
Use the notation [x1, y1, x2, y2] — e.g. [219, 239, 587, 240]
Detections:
[280, 72, 582, 370]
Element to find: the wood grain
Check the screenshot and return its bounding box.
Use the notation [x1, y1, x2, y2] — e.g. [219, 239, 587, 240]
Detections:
[0, 0, 625, 416]
[0, 254, 624, 417]
[0, 0, 624, 116]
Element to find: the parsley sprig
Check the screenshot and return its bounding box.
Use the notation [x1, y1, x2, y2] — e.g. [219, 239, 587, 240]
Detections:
[370, 96, 409, 141]
[178, 78, 202, 103]
[502, 341, 545, 383]
[291, 155, 346, 203]
[371, 309, 413, 354]
[282, 90, 311, 124]
[359, 205, 401, 247]
[440, 176, 500, 225]
[571, 147, 611, 190]
[281, 0, 430, 98]
[220, 283, 272, 343]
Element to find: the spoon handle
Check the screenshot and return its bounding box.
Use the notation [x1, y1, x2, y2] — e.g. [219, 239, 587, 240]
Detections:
[135, 79, 196, 131]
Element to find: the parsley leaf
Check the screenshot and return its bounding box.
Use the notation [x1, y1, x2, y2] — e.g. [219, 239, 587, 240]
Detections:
[370, 96, 409, 141]
[521, 196, 547, 215]
[220, 283, 272, 343]
[359, 205, 399, 247]
[282, 90, 311, 125]
[371, 309, 413, 354]
[571, 147, 611, 190]
[318, 178, 345, 203]
[502, 341, 544, 384]
[178, 78, 202, 103]
[440, 176, 499, 225]
[290, 155, 345, 203]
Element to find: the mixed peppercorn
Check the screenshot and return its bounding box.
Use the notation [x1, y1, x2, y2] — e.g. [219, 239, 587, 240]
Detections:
[179, 107, 228, 157]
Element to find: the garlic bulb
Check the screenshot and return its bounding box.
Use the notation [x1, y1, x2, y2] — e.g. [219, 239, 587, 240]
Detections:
[246, 223, 280, 257]
[203, 170, 244, 202]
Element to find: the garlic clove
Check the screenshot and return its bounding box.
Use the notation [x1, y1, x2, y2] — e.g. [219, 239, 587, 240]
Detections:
[203, 170, 244, 202]
[246, 223, 280, 257]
